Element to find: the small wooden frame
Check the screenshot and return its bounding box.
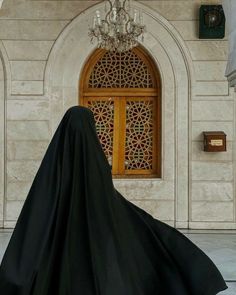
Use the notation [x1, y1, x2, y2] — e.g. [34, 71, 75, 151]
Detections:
[203, 131, 226, 152]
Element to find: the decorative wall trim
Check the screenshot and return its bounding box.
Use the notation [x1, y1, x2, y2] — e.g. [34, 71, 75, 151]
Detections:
[222, 0, 236, 87]
[189, 222, 236, 230]
[0, 41, 10, 228]
[228, 70, 236, 87]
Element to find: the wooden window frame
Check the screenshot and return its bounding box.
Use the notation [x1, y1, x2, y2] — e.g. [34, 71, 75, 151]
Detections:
[79, 47, 162, 178]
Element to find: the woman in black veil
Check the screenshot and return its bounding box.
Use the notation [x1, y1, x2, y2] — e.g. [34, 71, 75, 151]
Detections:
[0, 105, 228, 294]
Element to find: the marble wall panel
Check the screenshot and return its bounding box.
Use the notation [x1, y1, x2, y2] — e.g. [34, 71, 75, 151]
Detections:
[7, 160, 41, 183]
[0, 0, 99, 19]
[7, 140, 48, 160]
[193, 61, 228, 81]
[7, 121, 50, 141]
[6, 181, 32, 201]
[192, 182, 233, 202]
[192, 141, 233, 161]
[187, 41, 228, 61]
[192, 201, 234, 222]
[3, 41, 53, 60]
[192, 162, 233, 181]
[0, 20, 69, 40]
[10, 61, 46, 81]
[5, 201, 24, 221]
[195, 81, 229, 96]
[192, 101, 233, 121]
[11, 81, 44, 95]
[7, 100, 49, 120]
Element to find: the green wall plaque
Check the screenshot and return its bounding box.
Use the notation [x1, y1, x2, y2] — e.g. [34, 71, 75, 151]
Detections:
[199, 5, 225, 39]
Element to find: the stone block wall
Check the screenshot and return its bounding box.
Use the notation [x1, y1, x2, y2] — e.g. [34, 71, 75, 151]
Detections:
[0, 0, 235, 229]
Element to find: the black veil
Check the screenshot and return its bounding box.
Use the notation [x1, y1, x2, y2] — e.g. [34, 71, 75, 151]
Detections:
[0, 106, 228, 295]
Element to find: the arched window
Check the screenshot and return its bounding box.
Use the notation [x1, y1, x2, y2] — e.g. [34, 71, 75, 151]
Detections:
[80, 47, 161, 178]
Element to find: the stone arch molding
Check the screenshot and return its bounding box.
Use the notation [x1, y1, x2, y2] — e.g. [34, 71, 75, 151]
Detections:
[0, 40, 11, 228]
[45, 2, 194, 228]
[0, 44, 5, 228]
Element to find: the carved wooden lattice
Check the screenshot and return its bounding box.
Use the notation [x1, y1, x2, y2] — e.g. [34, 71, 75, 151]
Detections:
[125, 100, 154, 170]
[87, 100, 114, 165]
[81, 48, 160, 177]
[88, 50, 154, 88]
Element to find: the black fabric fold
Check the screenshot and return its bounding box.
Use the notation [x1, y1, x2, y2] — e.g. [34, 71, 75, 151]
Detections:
[0, 105, 228, 295]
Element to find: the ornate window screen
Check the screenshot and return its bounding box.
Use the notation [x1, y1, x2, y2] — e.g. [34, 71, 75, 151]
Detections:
[87, 99, 114, 166]
[80, 47, 161, 178]
[88, 50, 154, 89]
[125, 99, 154, 170]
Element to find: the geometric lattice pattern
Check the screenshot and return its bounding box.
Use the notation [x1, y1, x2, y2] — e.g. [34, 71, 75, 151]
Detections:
[87, 99, 114, 165]
[88, 50, 154, 88]
[125, 100, 154, 170]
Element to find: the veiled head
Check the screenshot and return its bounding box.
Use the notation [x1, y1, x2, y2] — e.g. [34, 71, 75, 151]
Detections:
[64, 105, 96, 130]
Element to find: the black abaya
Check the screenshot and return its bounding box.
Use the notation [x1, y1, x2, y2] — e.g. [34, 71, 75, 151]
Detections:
[0, 105, 228, 295]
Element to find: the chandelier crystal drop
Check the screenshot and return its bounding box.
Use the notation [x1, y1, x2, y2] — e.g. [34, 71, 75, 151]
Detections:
[89, 0, 146, 52]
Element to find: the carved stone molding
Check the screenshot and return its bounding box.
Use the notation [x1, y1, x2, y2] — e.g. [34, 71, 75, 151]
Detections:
[222, 0, 236, 88]
[228, 70, 236, 88]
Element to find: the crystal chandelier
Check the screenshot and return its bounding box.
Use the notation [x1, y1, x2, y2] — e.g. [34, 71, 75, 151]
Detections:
[89, 0, 146, 52]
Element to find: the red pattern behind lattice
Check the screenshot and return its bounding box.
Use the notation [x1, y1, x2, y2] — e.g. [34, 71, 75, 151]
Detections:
[87, 100, 114, 165]
[125, 100, 154, 170]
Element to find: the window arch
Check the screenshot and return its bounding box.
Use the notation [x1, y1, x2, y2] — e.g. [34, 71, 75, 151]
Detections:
[79, 47, 161, 178]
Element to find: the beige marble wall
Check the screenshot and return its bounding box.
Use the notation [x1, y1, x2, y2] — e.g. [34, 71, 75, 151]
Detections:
[0, 52, 4, 227]
[0, 0, 235, 229]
